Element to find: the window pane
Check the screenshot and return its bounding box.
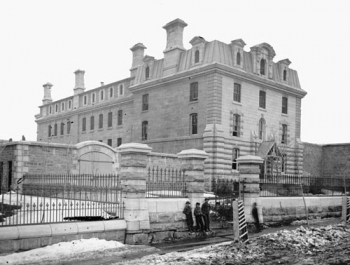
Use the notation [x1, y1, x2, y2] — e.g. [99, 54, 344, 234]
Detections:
[190, 113, 198, 134]
[142, 94, 149, 111]
[90, 116, 94, 130]
[233, 83, 241, 102]
[190, 82, 198, 102]
[233, 114, 240, 137]
[282, 97, 288, 114]
[259, 91, 266, 109]
[117, 138, 122, 147]
[118, 110, 123, 125]
[99, 114, 103, 128]
[108, 112, 113, 127]
[142, 121, 148, 140]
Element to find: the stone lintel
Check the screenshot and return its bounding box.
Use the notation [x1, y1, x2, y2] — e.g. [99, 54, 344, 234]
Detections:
[177, 149, 209, 160]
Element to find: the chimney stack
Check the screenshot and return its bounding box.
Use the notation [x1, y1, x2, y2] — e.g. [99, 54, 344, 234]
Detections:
[130, 43, 147, 77]
[42, 82, 53, 105]
[162, 18, 187, 76]
[73, 69, 85, 95]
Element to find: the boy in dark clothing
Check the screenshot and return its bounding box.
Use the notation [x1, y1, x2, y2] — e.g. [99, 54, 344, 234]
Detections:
[201, 198, 211, 232]
[183, 201, 194, 232]
[194, 202, 205, 232]
[252, 202, 260, 232]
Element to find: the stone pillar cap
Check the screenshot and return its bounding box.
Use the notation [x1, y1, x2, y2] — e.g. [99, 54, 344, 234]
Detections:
[177, 149, 209, 160]
[118, 143, 152, 154]
[236, 155, 264, 164]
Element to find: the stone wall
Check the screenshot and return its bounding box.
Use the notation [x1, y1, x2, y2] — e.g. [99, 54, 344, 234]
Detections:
[261, 196, 342, 224]
[303, 142, 323, 176]
[322, 144, 350, 177]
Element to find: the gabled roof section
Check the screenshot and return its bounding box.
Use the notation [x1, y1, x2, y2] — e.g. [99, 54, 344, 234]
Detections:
[250, 42, 276, 58]
[257, 141, 281, 159]
[231, 39, 246, 47]
[190, 36, 206, 46]
[278, 59, 292, 66]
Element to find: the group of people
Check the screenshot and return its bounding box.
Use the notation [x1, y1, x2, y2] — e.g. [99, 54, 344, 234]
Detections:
[182, 198, 211, 233]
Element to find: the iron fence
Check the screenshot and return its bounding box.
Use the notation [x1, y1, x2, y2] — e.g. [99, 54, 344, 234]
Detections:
[146, 166, 187, 198]
[260, 174, 350, 197]
[0, 174, 123, 226]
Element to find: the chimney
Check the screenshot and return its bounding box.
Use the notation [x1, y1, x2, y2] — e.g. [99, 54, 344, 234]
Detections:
[42, 82, 53, 105]
[130, 43, 147, 77]
[162, 18, 187, 76]
[73, 69, 85, 95]
[101, 82, 104, 87]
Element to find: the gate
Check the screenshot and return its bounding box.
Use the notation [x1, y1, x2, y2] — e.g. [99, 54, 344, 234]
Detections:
[210, 178, 240, 226]
[343, 196, 350, 223]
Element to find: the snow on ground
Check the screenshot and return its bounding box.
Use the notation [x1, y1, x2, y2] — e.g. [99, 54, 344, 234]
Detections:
[0, 238, 124, 264]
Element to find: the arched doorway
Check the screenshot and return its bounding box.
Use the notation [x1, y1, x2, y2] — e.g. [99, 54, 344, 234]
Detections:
[76, 141, 118, 174]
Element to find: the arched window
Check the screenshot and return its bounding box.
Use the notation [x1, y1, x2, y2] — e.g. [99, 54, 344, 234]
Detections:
[232, 148, 240, 170]
[260, 58, 266, 75]
[61, 102, 65, 111]
[283, 69, 287, 81]
[142, 121, 148, 141]
[109, 87, 113, 98]
[194, 50, 200, 63]
[68, 100, 72, 109]
[119, 85, 124, 96]
[83, 95, 87, 105]
[259, 118, 265, 140]
[145, 66, 150, 79]
[54, 123, 58, 136]
[92, 93, 96, 103]
[100, 90, 104, 100]
[90, 116, 94, 130]
[48, 125, 52, 137]
[232, 114, 241, 137]
[236, 52, 241, 66]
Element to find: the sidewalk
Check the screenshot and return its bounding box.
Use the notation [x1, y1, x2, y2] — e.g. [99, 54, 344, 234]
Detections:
[153, 217, 341, 254]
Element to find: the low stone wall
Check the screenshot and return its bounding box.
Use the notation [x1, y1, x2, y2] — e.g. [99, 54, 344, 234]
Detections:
[261, 196, 342, 224]
[0, 219, 126, 253]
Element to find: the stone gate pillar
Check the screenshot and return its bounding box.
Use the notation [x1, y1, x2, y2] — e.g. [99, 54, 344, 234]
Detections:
[118, 143, 152, 244]
[237, 155, 264, 223]
[178, 149, 209, 207]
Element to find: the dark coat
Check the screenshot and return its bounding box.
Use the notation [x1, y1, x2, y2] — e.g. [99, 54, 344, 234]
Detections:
[201, 201, 210, 215]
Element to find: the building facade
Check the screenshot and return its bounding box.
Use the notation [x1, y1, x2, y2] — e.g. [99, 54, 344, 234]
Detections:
[35, 18, 307, 180]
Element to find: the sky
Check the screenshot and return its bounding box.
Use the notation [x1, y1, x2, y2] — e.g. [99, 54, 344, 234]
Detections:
[0, 0, 349, 144]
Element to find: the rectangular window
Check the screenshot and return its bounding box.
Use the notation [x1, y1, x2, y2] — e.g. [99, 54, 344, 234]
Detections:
[117, 138, 122, 147]
[190, 82, 198, 102]
[99, 114, 103, 129]
[282, 97, 288, 114]
[108, 112, 113, 127]
[259, 90, 266, 109]
[54, 124, 57, 136]
[142, 121, 148, 141]
[60, 123, 64, 135]
[232, 148, 240, 170]
[190, 113, 198, 135]
[281, 124, 288, 144]
[107, 139, 112, 147]
[67, 120, 71, 134]
[232, 114, 240, 137]
[48, 125, 52, 137]
[233, 83, 241, 103]
[90, 116, 94, 130]
[142, 94, 149, 111]
[117, 110, 123, 126]
[82, 118, 86, 132]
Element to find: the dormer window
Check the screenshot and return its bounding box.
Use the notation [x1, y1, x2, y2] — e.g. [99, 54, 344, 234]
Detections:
[100, 90, 104, 101]
[55, 104, 58, 113]
[283, 69, 287, 81]
[145, 66, 150, 79]
[83, 95, 87, 105]
[194, 50, 200, 63]
[236, 52, 241, 66]
[119, 84, 124, 96]
[109, 87, 113, 98]
[61, 102, 65, 111]
[92, 93, 96, 103]
[68, 100, 72, 110]
[260, 59, 266, 75]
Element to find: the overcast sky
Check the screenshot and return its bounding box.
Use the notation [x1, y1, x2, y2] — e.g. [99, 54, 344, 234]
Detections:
[1, 0, 349, 144]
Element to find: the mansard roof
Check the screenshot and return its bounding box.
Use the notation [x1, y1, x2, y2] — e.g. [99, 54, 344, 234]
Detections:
[250, 42, 276, 58]
[133, 39, 302, 90]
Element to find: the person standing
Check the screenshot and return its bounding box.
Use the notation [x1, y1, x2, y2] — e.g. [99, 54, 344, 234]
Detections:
[201, 198, 211, 232]
[252, 202, 261, 232]
[183, 201, 194, 232]
[194, 202, 205, 232]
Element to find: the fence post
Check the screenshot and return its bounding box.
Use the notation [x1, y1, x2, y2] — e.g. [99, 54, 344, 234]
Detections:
[118, 143, 152, 244]
[236, 155, 264, 223]
[178, 149, 209, 209]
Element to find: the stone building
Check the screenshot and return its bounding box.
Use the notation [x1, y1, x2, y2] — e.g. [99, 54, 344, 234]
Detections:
[34, 18, 307, 180]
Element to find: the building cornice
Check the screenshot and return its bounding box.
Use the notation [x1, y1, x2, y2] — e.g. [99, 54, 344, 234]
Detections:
[129, 63, 307, 98]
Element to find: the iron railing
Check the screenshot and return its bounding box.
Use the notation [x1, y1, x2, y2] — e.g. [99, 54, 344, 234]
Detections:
[0, 174, 123, 226]
[260, 174, 350, 197]
[146, 166, 187, 198]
